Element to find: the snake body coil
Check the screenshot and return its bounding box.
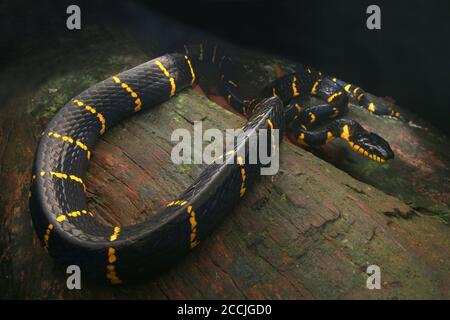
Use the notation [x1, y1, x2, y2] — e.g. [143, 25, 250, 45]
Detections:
[30, 43, 399, 284]
[30, 49, 283, 284]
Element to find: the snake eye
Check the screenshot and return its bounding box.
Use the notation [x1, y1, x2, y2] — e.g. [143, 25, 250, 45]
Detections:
[349, 132, 394, 163]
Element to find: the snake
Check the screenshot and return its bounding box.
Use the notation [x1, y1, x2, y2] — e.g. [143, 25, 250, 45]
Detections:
[29, 43, 402, 284]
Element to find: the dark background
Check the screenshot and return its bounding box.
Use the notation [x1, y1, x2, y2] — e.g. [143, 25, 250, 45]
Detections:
[1, 0, 449, 135]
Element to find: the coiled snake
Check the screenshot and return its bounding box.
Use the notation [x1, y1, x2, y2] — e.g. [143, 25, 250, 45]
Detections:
[30, 43, 401, 284]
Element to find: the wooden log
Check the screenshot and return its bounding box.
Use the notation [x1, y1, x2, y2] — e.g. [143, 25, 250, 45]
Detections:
[0, 33, 448, 299]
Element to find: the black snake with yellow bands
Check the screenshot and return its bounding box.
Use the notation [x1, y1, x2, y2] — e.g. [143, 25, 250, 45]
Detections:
[30, 43, 400, 284]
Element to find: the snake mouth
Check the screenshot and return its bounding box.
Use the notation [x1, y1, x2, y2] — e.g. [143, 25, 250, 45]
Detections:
[348, 132, 394, 163]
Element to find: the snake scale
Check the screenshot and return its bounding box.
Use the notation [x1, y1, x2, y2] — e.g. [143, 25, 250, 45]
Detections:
[30, 43, 401, 284]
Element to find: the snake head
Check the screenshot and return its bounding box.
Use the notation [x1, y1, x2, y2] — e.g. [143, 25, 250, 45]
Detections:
[349, 132, 394, 163]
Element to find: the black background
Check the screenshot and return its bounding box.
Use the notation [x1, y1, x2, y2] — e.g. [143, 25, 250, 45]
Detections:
[1, 0, 449, 135]
[148, 0, 450, 135]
